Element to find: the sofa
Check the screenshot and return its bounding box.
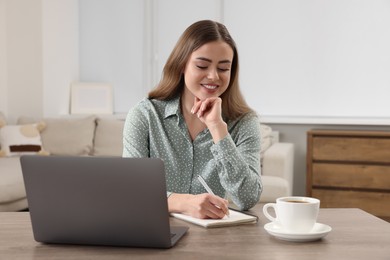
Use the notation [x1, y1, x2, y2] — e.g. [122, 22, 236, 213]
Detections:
[0, 112, 294, 212]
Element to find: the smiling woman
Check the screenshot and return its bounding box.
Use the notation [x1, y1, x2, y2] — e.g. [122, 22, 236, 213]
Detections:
[123, 20, 262, 219]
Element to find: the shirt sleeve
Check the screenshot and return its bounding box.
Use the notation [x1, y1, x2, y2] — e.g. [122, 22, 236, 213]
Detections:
[122, 101, 150, 158]
[210, 114, 262, 210]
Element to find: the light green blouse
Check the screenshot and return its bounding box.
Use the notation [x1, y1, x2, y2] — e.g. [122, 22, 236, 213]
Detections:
[123, 96, 262, 210]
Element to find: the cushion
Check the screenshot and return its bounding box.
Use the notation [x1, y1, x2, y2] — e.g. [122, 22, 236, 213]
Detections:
[260, 123, 273, 162]
[0, 122, 48, 157]
[93, 118, 125, 156]
[18, 115, 96, 156]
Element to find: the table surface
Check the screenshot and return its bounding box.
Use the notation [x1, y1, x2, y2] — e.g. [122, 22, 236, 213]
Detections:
[1, 204, 389, 260]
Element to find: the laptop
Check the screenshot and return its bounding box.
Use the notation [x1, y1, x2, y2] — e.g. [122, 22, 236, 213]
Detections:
[20, 156, 188, 248]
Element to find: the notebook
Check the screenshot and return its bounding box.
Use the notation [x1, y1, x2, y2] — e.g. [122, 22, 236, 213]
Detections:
[20, 156, 188, 248]
[171, 208, 258, 228]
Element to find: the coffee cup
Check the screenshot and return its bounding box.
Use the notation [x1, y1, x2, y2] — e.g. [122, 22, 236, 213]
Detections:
[263, 196, 320, 233]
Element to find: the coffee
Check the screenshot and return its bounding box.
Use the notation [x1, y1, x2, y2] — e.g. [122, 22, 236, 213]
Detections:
[285, 200, 309, 203]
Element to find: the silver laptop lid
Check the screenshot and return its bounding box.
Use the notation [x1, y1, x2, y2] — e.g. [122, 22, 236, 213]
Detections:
[20, 156, 188, 248]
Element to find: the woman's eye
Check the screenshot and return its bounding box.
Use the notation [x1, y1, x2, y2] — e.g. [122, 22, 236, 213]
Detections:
[196, 65, 230, 72]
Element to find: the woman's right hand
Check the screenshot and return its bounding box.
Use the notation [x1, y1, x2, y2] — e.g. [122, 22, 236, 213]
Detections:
[168, 193, 229, 219]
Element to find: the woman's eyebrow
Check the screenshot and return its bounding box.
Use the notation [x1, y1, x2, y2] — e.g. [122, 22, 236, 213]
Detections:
[196, 57, 232, 64]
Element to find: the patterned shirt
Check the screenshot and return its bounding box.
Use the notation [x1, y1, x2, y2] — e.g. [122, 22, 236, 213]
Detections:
[123, 96, 262, 210]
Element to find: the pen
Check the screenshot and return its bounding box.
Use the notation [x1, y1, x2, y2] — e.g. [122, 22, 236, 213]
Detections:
[197, 175, 229, 218]
[197, 175, 215, 195]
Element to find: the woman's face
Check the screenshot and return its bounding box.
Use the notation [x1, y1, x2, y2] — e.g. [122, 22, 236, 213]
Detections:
[182, 40, 234, 102]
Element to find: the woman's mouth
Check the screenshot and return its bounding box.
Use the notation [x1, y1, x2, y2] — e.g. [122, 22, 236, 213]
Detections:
[201, 84, 218, 90]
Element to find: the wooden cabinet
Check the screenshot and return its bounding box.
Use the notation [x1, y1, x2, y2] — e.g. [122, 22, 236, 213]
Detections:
[307, 130, 390, 222]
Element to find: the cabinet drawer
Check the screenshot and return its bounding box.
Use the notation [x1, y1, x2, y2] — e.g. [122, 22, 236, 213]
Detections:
[312, 189, 390, 218]
[312, 163, 390, 190]
[312, 136, 390, 163]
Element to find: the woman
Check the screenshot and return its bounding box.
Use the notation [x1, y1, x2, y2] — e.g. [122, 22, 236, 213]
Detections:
[123, 20, 262, 219]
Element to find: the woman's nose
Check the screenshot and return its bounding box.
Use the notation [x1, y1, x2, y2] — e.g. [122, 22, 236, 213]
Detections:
[207, 68, 219, 80]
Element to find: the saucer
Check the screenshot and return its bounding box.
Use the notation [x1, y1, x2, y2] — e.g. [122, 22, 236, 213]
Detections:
[264, 222, 332, 242]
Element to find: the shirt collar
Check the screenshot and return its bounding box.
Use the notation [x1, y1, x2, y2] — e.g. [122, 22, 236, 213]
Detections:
[164, 95, 181, 119]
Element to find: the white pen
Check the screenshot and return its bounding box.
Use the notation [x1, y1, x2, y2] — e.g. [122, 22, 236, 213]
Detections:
[197, 175, 229, 218]
[197, 175, 215, 195]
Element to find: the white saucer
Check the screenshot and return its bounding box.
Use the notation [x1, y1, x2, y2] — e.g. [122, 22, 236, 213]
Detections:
[264, 222, 332, 242]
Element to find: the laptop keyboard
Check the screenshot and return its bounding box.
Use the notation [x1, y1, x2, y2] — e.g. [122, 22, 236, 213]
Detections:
[170, 233, 176, 238]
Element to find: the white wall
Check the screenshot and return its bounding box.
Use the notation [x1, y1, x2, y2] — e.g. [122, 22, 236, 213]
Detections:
[224, 0, 390, 121]
[42, 0, 79, 117]
[0, 0, 6, 114]
[6, 0, 43, 123]
[79, 0, 145, 114]
[0, 0, 78, 123]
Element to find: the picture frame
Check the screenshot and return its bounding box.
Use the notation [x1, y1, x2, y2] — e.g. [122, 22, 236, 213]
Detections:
[70, 82, 113, 114]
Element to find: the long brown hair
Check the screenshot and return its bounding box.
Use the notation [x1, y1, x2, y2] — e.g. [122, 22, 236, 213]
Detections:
[148, 20, 253, 120]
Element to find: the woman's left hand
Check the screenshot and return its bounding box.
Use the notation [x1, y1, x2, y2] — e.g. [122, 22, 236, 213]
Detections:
[191, 97, 228, 143]
[191, 97, 223, 127]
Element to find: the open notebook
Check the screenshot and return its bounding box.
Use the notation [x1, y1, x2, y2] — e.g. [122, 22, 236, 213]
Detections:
[171, 209, 258, 228]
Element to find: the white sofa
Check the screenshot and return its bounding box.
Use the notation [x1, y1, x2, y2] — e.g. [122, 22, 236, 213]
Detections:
[0, 112, 294, 211]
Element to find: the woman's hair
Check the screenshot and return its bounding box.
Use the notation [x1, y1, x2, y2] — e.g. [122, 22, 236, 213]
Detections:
[148, 20, 253, 120]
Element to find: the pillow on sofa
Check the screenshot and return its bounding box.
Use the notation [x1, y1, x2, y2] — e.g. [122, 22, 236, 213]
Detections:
[93, 118, 125, 156]
[18, 115, 96, 156]
[0, 122, 49, 157]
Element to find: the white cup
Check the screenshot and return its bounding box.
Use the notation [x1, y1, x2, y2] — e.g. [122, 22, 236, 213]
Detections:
[263, 196, 320, 233]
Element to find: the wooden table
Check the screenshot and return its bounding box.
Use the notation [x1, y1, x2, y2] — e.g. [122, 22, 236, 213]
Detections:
[1, 204, 389, 260]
